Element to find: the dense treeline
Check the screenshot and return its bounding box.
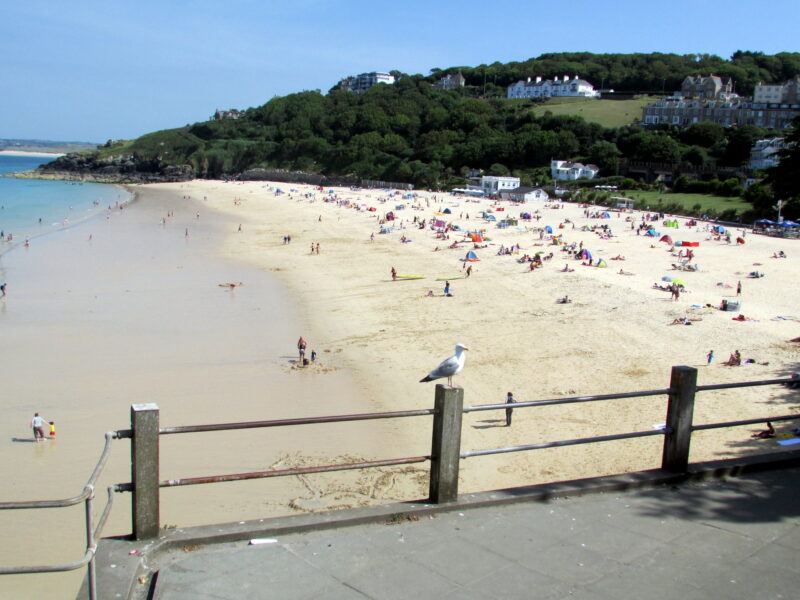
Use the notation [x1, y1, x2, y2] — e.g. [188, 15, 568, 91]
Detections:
[430, 51, 800, 97]
[108, 78, 780, 188]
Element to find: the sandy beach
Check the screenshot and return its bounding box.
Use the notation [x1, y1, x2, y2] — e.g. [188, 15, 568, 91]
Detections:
[2, 180, 799, 599]
[0, 150, 65, 158]
[159, 180, 799, 489]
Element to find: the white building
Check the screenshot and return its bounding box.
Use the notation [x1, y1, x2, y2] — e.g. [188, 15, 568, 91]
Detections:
[507, 75, 600, 99]
[499, 187, 550, 202]
[337, 72, 395, 93]
[753, 76, 800, 105]
[480, 176, 520, 195]
[434, 71, 466, 90]
[749, 138, 784, 170]
[551, 160, 600, 181]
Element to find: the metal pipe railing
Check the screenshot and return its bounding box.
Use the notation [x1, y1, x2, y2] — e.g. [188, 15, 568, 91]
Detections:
[159, 455, 430, 488]
[159, 408, 435, 435]
[692, 413, 800, 431]
[0, 431, 125, 600]
[462, 429, 667, 458]
[463, 387, 673, 413]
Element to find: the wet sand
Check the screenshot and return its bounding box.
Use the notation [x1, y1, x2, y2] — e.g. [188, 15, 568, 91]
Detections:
[0, 188, 405, 599]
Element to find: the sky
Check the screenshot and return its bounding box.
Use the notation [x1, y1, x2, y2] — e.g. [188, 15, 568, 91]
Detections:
[1, 0, 798, 143]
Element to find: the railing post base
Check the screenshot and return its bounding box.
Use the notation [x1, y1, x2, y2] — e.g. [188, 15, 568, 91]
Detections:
[131, 404, 160, 539]
[429, 385, 464, 503]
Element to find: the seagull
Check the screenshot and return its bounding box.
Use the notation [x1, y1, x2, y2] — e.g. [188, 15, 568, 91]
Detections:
[420, 343, 468, 387]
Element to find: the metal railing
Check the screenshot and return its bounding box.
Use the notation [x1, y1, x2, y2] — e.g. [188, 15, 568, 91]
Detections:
[0, 431, 128, 600]
[120, 366, 800, 538]
[3, 366, 799, 599]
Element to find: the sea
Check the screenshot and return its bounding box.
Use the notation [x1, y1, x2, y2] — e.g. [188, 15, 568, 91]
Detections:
[0, 154, 131, 249]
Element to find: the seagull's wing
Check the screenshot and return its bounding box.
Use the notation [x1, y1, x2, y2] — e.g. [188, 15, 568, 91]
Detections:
[428, 354, 460, 379]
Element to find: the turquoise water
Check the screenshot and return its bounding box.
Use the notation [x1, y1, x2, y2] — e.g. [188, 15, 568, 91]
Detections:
[0, 155, 131, 246]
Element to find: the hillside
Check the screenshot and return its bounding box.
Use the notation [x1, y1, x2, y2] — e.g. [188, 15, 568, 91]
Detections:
[525, 96, 657, 128]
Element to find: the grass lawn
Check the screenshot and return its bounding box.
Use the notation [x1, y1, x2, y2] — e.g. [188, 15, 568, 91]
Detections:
[617, 190, 752, 215]
[526, 96, 657, 128]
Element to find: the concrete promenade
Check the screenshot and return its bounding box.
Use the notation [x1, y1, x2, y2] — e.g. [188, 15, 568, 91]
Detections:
[88, 461, 800, 600]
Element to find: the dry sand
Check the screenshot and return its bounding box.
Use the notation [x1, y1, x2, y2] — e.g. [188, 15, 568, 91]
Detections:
[2, 180, 799, 598]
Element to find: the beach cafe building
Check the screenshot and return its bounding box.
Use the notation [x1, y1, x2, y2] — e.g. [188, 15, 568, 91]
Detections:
[480, 176, 520, 196]
[499, 186, 550, 202]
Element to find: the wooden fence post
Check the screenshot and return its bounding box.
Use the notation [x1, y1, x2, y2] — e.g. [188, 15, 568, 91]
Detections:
[131, 403, 160, 539]
[662, 366, 698, 472]
[429, 385, 464, 503]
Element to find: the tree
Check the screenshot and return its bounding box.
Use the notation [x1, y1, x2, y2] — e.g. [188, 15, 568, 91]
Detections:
[487, 163, 510, 176]
[681, 122, 725, 148]
[587, 141, 621, 174]
[764, 117, 800, 218]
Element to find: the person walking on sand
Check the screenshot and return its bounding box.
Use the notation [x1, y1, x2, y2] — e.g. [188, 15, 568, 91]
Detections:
[466, 265, 472, 277]
[297, 337, 307, 361]
[505, 392, 517, 426]
[31, 413, 48, 442]
[0, 282, 6, 297]
[391, 267, 397, 281]
[444, 281, 451, 296]
[737, 280, 742, 296]
[707, 349, 714, 365]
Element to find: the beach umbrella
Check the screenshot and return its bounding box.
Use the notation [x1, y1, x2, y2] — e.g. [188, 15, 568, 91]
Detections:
[672, 278, 685, 287]
[754, 218, 775, 225]
[659, 235, 673, 243]
[779, 220, 799, 227]
[545, 225, 553, 233]
[443, 208, 451, 214]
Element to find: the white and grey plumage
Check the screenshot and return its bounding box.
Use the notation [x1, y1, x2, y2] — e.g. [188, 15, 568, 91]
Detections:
[420, 343, 468, 386]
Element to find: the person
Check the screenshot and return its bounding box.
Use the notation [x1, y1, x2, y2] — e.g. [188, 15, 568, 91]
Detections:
[31, 413, 48, 441]
[724, 350, 741, 366]
[425, 290, 434, 297]
[557, 295, 571, 304]
[311, 350, 317, 363]
[0, 282, 6, 297]
[297, 336, 307, 361]
[721, 299, 728, 311]
[238, 224, 242, 232]
[751, 422, 775, 439]
[707, 349, 714, 365]
[736, 280, 742, 296]
[444, 281, 451, 296]
[315, 243, 320, 255]
[465, 265, 472, 277]
[505, 392, 517, 426]
[391, 267, 397, 281]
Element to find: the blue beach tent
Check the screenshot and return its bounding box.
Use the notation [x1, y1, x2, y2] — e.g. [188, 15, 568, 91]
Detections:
[545, 225, 553, 233]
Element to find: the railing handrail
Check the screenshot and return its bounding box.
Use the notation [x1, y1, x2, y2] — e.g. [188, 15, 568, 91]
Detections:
[159, 408, 435, 435]
[464, 387, 673, 412]
[0, 431, 121, 510]
[462, 428, 668, 458]
[158, 455, 431, 488]
[0, 431, 124, 600]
